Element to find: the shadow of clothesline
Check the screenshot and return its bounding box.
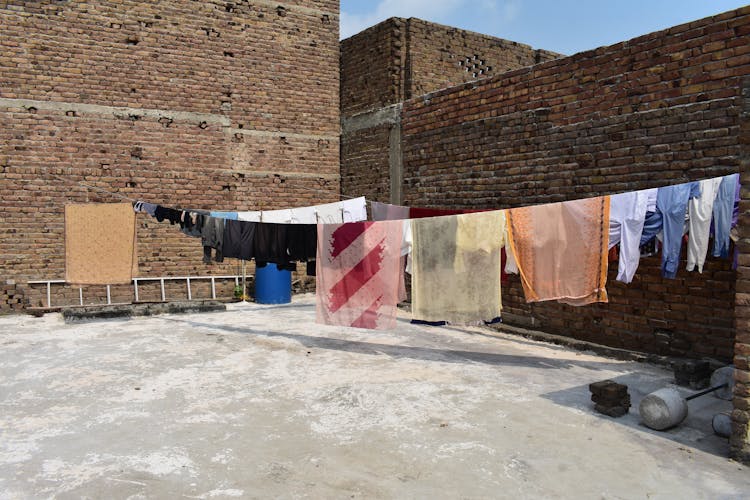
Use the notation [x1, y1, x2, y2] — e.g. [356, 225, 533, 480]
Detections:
[163, 317, 625, 371]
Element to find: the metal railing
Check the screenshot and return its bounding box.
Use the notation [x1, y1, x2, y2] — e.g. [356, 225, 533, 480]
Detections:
[27, 275, 250, 308]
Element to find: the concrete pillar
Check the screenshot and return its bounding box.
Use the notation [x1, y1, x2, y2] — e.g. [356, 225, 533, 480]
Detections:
[732, 77, 750, 464]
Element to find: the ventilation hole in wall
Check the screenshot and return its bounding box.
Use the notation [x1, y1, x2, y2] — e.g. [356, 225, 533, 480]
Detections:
[158, 116, 173, 128]
[309, 40, 317, 47]
[126, 36, 139, 45]
[223, 50, 234, 57]
[321, 14, 330, 24]
[317, 139, 330, 148]
[128, 114, 141, 121]
[233, 133, 244, 142]
[198, 121, 208, 129]
[154, 14, 162, 19]
[237, 123, 244, 129]
[130, 147, 143, 160]
[222, 185, 232, 191]
[225, 3, 234, 12]
[273, 174, 285, 184]
[139, 21, 153, 28]
[276, 6, 287, 17]
[131, 88, 137, 93]
[458, 60, 463, 66]
[65, 110, 77, 117]
[127, 181, 137, 188]
[26, 106, 37, 113]
[279, 136, 289, 145]
[100, 163, 110, 170]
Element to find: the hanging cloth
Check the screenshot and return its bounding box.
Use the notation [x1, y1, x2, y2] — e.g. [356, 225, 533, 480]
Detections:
[687, 177, 722, 272]
[237, 210, 261, 222]
[507, 196, 610, 306]
[656, 182, 701, 278]
[342, 197, 368, 222]
[712, 173, 739, 258]
[65, 203, 138, 285]
[608, 190, 650, 283]
[411, 211, 506, 323]
[316, 221, 404, 329]
[371, 201, 410, 221]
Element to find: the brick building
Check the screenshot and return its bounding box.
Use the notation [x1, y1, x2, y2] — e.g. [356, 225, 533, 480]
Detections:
[340, 17, 560, 204]
[0, 0, 340, 306]
[341, 10, 750, 461]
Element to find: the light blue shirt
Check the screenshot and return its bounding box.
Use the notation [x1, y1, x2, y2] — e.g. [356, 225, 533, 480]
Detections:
[656, 181, 701, 278]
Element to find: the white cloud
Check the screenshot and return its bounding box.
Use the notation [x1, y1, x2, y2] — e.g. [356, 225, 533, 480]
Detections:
[340, 0, 520, 39]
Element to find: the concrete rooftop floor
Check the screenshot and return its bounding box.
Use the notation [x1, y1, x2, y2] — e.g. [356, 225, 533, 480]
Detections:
[0, 294, 748, 499]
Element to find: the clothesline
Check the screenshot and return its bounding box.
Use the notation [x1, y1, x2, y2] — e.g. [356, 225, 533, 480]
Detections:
[60, 171, 740, 331]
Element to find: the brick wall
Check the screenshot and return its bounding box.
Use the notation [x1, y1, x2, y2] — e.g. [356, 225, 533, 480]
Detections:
[0, 0, 340, 301]
[397, 6, 750, 364]
[341, 16, 558, 205]
[405, 18, 559, 99]
[340, 124, 393, 203]
[341, 18, 405, 116]
[732, 77, 750, 463]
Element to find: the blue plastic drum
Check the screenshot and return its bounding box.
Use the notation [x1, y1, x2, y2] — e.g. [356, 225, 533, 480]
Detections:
[254, 265, 292, 304]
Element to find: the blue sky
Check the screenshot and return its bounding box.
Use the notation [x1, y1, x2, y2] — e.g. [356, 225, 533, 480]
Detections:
[340, 0, 749, 54]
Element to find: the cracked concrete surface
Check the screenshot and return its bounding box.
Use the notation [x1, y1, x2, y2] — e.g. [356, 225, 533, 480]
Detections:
[0, 294, 747, 498]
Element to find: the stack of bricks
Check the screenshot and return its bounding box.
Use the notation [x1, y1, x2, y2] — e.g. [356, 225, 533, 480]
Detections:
[672, 360, 712, 389]
[1, 282, 26, 314]
[589, 380, 631, 418]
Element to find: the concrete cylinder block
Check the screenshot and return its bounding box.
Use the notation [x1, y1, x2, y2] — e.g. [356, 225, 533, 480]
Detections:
[639, 387, 688, 431]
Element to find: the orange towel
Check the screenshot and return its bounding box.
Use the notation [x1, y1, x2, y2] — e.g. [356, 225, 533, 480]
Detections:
[507, 196, 610, 306]
[65, 203, 138, 285]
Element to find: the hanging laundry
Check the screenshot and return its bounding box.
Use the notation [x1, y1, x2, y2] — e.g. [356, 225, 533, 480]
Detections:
[609, 190, 651, 283]
[316, 202, 344, 223]
[371, 201, 410, 221]
[712, 173, 739, 258]
[222, 220, 256, 260]
[180, 210, 208, 238]
[657, 182, 701, 278]
[342, 197, 368, 222]
[201, 216, 225, 263]
[290, 205, 318, 224]
[155, 205, 182, 225]
[210, 211, 238, 220]
[261, 209, 294, 224]
[237, 210, 261, 222]
[65, 203, 138, 285]
[286, 224, 318, 262]
[411, 211, 505, 323]
[687, 177, 722, 272]
[316, 220, 404, 329]
[507, 196, 610, 305]
[133, 201, 157, 216]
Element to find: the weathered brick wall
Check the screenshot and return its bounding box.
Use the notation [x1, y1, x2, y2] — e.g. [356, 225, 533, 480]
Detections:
[340, 124, 393, 203]
[1, 0, 340, 301]
[399, 6, 750, 362]
[341, 16, 558, 205]
[405, 18, 559, 99]
[341, 18, 405, 116]
[732, 77, 750, 463]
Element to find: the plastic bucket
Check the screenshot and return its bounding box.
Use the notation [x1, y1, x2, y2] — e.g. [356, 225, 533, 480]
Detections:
[254, 265, 292, 304]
